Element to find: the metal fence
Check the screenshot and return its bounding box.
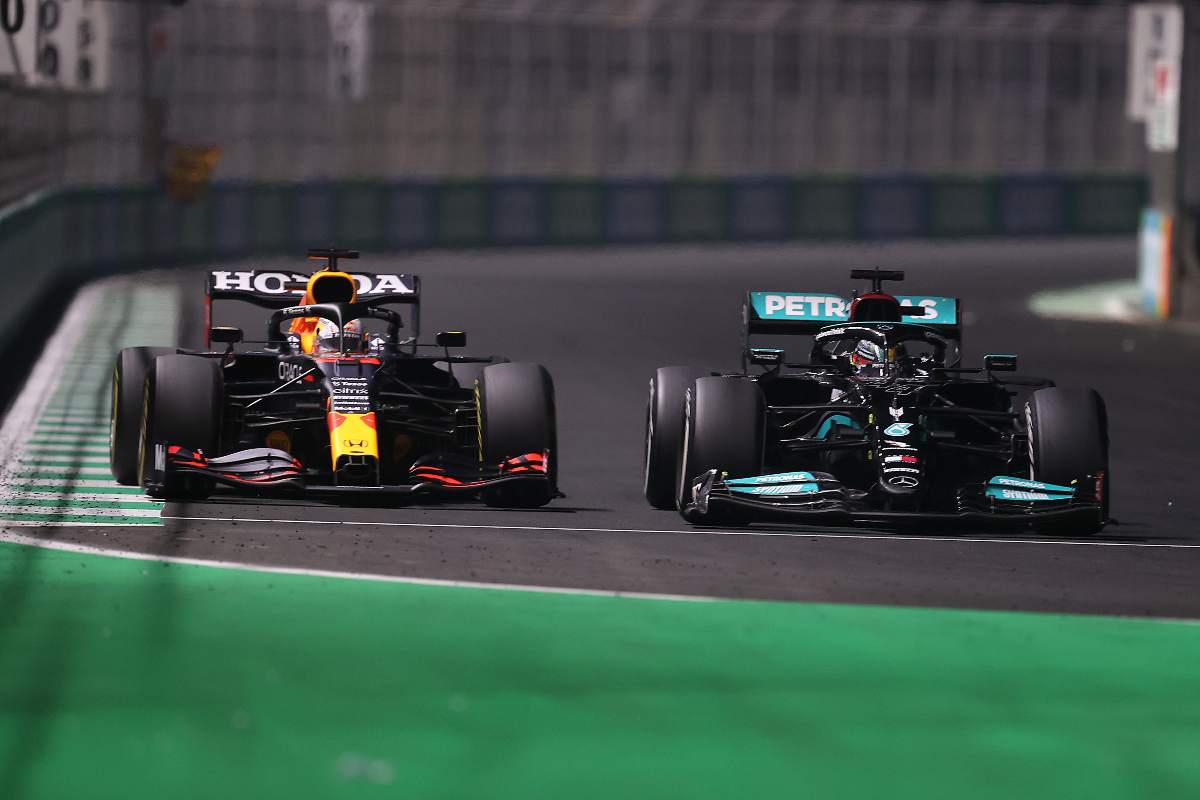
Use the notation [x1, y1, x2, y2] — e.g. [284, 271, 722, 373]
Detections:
[0, 2, 145, 206]
[0, 0, 1144, 201]
[0, 0, 1149, 349]
[365, 0, 1139, 179]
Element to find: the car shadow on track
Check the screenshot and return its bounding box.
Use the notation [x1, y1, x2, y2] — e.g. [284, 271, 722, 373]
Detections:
[685, 519, 1185, 547]
[186, 492, 612, 515]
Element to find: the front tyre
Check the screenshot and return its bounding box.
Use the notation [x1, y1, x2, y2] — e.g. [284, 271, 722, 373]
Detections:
[1026, 386, 1109, 532]
[676, 376, 765, 523]
[478, 362, 557, 508]
[140, 354, 224, 501]
[110, 346, 174, 485]
[644, 366, 709, 509]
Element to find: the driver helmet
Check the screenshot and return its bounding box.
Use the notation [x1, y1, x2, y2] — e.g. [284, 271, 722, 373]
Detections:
[849, 340, 885, 371]
[314, 318, 366, 355]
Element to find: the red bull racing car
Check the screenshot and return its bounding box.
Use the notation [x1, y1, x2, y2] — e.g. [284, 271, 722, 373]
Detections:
[644, 269, 1109, 535]
[110, 249, 557, 506]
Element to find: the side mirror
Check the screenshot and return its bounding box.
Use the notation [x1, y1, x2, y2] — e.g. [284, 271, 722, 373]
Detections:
[748, 347, 784, 367]
[984, 353, 1018, 372]
[211, 326, 243, 344]
[436, 331, 467, 348]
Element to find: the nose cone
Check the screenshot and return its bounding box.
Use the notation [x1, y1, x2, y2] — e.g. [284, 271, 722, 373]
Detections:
[878, 473, 922, 496]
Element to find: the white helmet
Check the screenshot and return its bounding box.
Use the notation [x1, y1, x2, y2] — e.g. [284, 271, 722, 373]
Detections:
[850, 339, 885, 371]
[314, 318, 365, 354]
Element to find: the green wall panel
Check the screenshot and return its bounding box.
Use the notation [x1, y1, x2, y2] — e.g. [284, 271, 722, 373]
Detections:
[437, 184, 489, 246]
[929, 179, 998, 237]
[546, 183, 603, 244]
[668, 181, 727, 241]
[795, 180, 859, 239]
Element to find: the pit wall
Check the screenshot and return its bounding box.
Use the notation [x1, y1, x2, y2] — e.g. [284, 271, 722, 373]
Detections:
[5, 174, 1143, 346]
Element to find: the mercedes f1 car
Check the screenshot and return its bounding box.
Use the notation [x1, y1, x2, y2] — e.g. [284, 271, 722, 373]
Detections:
[110, 249, 557, 506]
[644, 269, 1109, 534]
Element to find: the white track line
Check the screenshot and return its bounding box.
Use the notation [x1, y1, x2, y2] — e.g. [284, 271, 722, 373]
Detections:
[10, 491, 159, 502]
[23, 445, 111, 454]
[8, 478, 128, 489]
[11, 468, 116, 477]
[0, 506, 161, 516]
[0, 532, 711, 602]
[161, 515, 1200, 549]
[0, 521, 160, 527]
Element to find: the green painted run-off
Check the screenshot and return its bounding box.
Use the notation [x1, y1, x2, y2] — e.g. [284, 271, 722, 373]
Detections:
[0, 542, 1196, 799]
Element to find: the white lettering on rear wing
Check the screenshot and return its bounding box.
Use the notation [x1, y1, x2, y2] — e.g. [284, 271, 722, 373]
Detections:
[209, 270, 418, 298]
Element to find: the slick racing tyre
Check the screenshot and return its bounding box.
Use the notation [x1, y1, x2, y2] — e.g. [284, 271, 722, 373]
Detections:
[110, 346, 174, 485]
[676, 376, 765, 522]
[139, 354, 224, 501]
[644, 366, 709, 509]
[1026, 386, 1109, 531]
[478, 362, 557, 508]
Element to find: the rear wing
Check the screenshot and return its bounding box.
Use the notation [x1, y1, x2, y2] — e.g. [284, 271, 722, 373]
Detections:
[207, 269, 419, 308]
[205, 269, 421, 347]
[744, 291, 961, 337]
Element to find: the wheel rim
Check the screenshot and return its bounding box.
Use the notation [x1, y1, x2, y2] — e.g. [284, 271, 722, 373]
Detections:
[136, 378, 150, 487]
[109, 367, 120, 460]
[676, 390, 692, 509]
[642, 379, 655, 496]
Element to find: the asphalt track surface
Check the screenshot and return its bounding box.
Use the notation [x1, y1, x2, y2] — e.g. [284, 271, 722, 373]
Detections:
[15, 239, 1200, 618]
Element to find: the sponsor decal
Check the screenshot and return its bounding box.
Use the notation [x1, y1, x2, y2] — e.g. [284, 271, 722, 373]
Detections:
[748, 348, 785, 365]
[727, 472, 818, 485]
[988, 476, 1074, 494]
[888, 475, 919, 487]
[889, 406, 904, 421]
[265, 430, 291, 452]
[883, 466, 921, 474]
[730, 483, 821, 496]
[330, 376, 371, 414]
[883, 439, 912, 448]
[211, 271, 415, 296]
[985, 487, 1068, 502]
[278, 362, 309, 382]
[754, 293, 849, 321]
[883, 422, 913, 437]
[884, 455, 919, 464]
[898, 296, 957, 325]
[750, 293, 958, 325]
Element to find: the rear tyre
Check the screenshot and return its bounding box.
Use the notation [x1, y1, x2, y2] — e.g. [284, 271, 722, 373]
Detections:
[676, 377, 765, 523]
[110, 347, 174, 485]
[1026, 387, 1109, 532]
[478, 362, 557, 508]
[140, 355, 224, 501]
[447, 357, 509, 392]
[644, 366, 710, 509]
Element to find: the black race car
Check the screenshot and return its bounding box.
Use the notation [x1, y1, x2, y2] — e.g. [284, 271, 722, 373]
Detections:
[644, 269, 1109, 534]
[110, 249, 557, 506]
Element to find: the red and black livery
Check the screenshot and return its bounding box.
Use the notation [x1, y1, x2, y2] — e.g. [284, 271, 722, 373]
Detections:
[112, 248, 558, 507]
